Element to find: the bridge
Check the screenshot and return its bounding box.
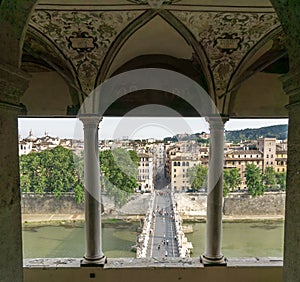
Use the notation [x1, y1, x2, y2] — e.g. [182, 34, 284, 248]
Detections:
[136, 188, 192, 258]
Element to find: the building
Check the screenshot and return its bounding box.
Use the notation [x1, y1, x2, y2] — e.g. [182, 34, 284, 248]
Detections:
[257, 137, 277, 171]
[225, 150, 264, 190]
[224, 138, 287, 189]
[1, 1, 300, 281]
[18, 131, 73, 155]
[165, 141, 206, 192]
[137, 153, 154, 192]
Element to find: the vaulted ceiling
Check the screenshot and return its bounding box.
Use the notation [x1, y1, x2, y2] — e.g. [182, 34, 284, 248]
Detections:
[20, 0, 289, 118]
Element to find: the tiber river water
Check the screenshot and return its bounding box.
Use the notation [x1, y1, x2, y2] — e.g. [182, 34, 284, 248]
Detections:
[22, 221, 284, 259]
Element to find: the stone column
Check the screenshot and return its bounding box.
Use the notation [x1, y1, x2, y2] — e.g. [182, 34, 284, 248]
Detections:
[0, 64, 30, 282]
[80, 115, 106, 266]
[281, 72, 300, 282]
[201, 117, 227, 265]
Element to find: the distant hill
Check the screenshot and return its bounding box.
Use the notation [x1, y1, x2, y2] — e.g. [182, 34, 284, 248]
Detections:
[225, 124, 288, 143]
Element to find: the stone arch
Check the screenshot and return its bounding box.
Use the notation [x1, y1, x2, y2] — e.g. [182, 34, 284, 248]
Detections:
[95, 10, 213, 97]
[0, 0, 38, 67]
[226, 26, 288, 116]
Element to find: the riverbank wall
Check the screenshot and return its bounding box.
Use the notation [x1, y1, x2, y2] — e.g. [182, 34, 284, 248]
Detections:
[21, 193, 151, 215]
[21, 192, 285, 219]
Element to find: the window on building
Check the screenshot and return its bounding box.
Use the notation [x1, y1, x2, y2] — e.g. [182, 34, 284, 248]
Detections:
[174, 174, 176, 178]
[174, 169, 176, 172]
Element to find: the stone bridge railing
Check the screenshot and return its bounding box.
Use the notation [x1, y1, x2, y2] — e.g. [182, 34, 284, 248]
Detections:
[136, 192, 155, 258]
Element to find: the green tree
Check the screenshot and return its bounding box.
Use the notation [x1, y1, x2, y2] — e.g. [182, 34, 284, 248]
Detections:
[276, 172, 286, 190]
[20, 146, 85, 203]
[99, 148, 138, 207]
[223, 168, 240, 197]
[263, 166, 277, 189]
[187, 164, 208, 192]
[245, 163, 264, 196]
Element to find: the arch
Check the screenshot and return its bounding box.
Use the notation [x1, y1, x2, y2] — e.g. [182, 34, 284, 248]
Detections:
[225, 26, 287, 116]
[0, 0, 38, 67]
[96, 10, 213, 97]
[80, 68, 221, 120]
[228, 26, 286, 92]
[111, 54, 208, 91]
[23, 26, 83, 107]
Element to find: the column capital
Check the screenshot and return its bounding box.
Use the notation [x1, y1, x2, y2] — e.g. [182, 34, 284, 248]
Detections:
[0, 64, 30, 110]
[281, 71, 300, 97]
[280, 71, 300, 110]
[206, 115, 228, 130]
[79, 115, 103, 127]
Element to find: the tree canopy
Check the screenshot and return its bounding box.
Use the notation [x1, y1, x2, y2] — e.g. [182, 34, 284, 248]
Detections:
[99, 148, 138, 207]
[245, 163, 264, 196]
[223, 168, 240, 197]
[20, 147, 139, 206]
[187, 164, 208, 192]
[20, 146, 84, 203]
[263, 166, 277, 189]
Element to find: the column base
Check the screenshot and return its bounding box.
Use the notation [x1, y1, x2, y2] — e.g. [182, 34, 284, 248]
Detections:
[200, 255, 227, 266]
[80, 256, 107, 267]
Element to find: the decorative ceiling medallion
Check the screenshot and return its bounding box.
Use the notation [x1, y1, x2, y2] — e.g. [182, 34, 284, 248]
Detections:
[128, 0, 181, 8]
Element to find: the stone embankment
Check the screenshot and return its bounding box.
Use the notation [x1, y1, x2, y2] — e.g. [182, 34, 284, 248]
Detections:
[21, 192, 285, 220]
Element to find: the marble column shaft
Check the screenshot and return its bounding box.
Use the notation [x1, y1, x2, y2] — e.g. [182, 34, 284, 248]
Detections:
[80, 115, 106, 265]
[202, 117, 226, 265]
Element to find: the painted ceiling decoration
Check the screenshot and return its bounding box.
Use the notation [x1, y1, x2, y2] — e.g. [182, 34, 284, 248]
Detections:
[27, 3, 284, 108]
[172, 11, 281, 94]
[30, 10, 143, 94]
[127, 0, 181, 7]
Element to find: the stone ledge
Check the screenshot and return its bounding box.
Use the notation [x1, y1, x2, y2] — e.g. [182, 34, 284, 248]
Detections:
[23, 257, 283, 269]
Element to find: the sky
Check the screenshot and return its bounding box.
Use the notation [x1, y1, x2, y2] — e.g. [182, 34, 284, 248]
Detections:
[18, 117, 288, 140]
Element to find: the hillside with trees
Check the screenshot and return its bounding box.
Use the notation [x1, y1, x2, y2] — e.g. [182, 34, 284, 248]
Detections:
[225, 124, 288, 143]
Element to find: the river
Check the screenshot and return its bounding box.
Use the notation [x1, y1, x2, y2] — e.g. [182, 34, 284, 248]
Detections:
[22, 221, 284, 258]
